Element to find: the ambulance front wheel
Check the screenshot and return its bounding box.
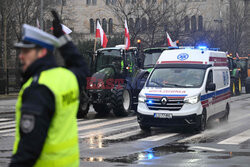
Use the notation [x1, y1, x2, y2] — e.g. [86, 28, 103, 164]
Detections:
[196, 109, 207, 132]
[139, 124, 151, 132]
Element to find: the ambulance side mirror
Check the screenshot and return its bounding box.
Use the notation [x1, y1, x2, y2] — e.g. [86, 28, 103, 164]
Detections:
[206, 83, 216, 92]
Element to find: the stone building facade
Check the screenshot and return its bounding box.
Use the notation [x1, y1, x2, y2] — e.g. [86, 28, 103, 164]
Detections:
[51, 0, 249, 54]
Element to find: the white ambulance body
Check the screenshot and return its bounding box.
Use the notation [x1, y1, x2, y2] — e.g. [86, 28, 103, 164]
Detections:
[137, 48, 230, 131]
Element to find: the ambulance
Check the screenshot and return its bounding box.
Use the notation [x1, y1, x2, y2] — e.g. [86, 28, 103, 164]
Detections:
[137, 47, 231, 132]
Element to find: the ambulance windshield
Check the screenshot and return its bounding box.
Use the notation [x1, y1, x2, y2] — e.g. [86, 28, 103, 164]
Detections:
[147, 68, 205, 88]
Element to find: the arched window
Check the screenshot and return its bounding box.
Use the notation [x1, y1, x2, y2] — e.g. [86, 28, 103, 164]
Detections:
[198, 15, 203, 31]
[90, 19, 94, 34]
[96, 18, 100, 25]
[108, 18, 113, 34]
[191, 15, 196, 32]
[141, 18, 147, 31]
[86, 0, 91, 5]
[112, 0, 117, 5]
[129, 18, 134, 30]
[102, 18, 107, 33]
[126, 0, 130, 4]
[106, 0, 110, 5]
[185, 16, 190, 32]
[92, 0, 97, 5]
[132, 0, 136, 4]
[135, 18, 140, 31]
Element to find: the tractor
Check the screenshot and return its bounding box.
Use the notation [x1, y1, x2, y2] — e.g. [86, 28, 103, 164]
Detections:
[142, 47, 169, 72]
[77, 45, 148, 118]
[233, 55, 250, 93]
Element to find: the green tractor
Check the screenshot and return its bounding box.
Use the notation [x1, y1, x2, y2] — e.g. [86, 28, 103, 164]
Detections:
[233, 56, 250, 93]
[227, 56, 242, 96]
[77, 45, 148, 118]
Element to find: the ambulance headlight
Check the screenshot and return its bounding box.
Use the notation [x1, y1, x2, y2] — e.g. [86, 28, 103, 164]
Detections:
[138, 94, 146, 103]
[184, 94, 201, 104]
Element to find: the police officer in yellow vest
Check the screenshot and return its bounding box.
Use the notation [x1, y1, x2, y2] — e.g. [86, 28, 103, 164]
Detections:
[9, 11, 88, 167]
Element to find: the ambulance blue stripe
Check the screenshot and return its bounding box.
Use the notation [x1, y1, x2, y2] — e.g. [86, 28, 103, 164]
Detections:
[145, 94, 187, 97]
[201, 87, 230, 101]
[23, 37, 54, 51]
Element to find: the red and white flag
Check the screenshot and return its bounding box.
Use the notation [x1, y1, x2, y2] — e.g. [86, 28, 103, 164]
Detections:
[50, 24, 72, 34]
[166, 32, 177, 47]
[124, 19, 130, 50]
[96, 20, 108, 48]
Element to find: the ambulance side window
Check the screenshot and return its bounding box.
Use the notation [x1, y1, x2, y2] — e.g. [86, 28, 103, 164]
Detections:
[206, 70, 213, 85]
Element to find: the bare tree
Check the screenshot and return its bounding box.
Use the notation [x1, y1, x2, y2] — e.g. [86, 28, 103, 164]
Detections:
[222, 0, 248, 55]
[107, 0, 191, 47]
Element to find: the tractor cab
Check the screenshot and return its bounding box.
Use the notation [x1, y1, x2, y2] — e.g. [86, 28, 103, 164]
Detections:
[143, 47, 169, 72]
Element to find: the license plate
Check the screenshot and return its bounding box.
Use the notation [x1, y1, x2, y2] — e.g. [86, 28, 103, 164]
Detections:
[154, 113, 173, 119]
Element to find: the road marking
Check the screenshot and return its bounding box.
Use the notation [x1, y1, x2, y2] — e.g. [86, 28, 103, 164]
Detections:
[0, 118, 13, 122]
[0, 128, 15, 134]
[103, 129, 141, 140]
[0, 120, 15, 126]
[218, 129, 250, 145]
[77, 119, 106, 126]
[138, 133, 178, 142]
[77, 117, 136, 131]
[189, 146, 225, 152]
[0, 124, 15, 130]
[79, 122, 138, 139]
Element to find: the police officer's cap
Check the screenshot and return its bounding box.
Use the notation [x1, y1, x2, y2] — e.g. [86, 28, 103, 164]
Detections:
[14, 24, 60, 51]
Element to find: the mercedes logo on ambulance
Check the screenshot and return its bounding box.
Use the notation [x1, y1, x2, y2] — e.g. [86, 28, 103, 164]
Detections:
[161, 97, 168, 105]
[177, 53, 189, 61]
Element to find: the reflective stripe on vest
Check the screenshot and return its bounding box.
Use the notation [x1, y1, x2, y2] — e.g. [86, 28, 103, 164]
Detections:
[13, 67, 80, 167]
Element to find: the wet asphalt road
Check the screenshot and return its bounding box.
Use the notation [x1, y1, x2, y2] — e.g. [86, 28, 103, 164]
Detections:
[0, 94, 250, 167]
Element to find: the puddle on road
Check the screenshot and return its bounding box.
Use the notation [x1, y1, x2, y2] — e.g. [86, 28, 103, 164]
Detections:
[81, 143, 194, 164]
[208, 151, 250, 160]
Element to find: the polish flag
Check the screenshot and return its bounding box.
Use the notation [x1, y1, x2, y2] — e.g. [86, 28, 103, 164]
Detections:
[166, 32, 177, 47]
[50, 24, 72, 34]
[124, 19, 130, 50]
[96, 20, 108, 48]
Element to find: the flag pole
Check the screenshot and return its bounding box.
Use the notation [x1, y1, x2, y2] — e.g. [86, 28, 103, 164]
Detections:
[93, 37, 97, 62]
[94, 37, 97, 52]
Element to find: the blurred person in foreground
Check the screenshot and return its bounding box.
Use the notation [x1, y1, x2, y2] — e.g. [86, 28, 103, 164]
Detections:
[9, 10, 88, 167]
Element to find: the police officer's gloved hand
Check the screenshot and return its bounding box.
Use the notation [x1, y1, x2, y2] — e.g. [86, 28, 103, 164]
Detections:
[51, 10, 64, 38]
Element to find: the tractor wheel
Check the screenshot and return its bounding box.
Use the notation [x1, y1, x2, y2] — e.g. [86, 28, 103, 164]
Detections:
[111, 85, 132, 117]
[230, 78, 236, 96]
[245, 77, 250, 94]
[77, 101, 89, 119]
[235, 77, 242, 95]
[93, 103, 110, 117]
[77, 89, 89, 118]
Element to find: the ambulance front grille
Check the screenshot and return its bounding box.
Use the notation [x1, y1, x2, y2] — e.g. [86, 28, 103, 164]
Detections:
[146, 98, 184, 111]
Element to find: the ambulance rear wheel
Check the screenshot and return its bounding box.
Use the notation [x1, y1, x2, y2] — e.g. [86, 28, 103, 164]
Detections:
[219, 104, 230, 123]
[196, 109, 207, 132]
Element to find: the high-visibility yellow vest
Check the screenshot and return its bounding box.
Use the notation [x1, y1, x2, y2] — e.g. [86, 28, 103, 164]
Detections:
[13, 67, 80, 167]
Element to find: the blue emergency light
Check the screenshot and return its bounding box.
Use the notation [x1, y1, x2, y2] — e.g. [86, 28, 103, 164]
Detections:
[197, 46, 208, 50]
